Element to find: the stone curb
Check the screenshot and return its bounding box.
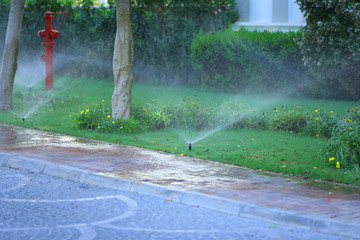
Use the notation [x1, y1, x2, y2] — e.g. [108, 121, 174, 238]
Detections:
[0, 152, 359, 238]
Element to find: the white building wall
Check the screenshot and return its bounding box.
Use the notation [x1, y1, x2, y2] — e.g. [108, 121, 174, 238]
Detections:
[249, 0, 272, 23]
[288, 0, 305, 24]
[234, 0, 306, 31]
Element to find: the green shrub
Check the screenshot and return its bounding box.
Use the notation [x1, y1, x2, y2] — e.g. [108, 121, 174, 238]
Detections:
[170, 97, 214, 130]
[73, 101, 141, 132]
[133, 96, 249, 131]
[322, 115, 360, 171]
[305, 109, 338, 138]
[212, 99, 249, 128]
[234, 106, 339, 138]
[134, 97, 217, 130]
[295, 0, 360, 100]
[170, 97, 248, 130]
[73, 101, 109, 130]
[271, 107, 307, 133]
[191, 27, 308, 93]
[98, 115, 141, 133]
[132, 101, 172, 130]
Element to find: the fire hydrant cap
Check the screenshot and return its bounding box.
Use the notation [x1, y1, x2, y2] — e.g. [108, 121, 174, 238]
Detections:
[45, 12, 53, 20]
[38, 30, 45, 38]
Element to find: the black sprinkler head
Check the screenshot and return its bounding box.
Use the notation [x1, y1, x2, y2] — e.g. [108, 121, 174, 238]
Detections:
[189, 143, 191, 151]
[22, 117, 25, 122]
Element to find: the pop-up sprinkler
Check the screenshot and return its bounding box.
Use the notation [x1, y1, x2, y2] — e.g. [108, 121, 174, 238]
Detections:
[22, 117, 25, 122]
[189, 143, 192, 151]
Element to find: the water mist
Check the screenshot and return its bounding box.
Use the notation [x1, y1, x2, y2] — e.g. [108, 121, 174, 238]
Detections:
[15, 58, 45, 89]
[172, 90, 296, 151]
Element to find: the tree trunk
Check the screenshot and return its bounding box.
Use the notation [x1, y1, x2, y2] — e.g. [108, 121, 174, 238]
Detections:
[112, 0, 134, 120]
[0, 0, 26, 110]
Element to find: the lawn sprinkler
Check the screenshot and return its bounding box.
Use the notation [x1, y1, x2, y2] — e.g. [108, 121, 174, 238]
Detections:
[189, 143, 192, 151]
[22, 117, 25, 122]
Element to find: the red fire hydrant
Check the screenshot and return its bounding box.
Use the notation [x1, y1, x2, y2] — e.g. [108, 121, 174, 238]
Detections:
[38, 11, 66, 90]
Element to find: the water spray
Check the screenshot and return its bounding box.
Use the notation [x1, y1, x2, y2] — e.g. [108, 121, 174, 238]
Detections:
[189, 143, 192, 151]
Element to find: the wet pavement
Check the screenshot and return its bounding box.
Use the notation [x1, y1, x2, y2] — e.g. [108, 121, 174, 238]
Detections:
[1, 123, 360, 232]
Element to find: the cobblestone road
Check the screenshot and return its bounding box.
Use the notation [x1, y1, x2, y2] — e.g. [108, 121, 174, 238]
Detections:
[0, 166, 355, 240]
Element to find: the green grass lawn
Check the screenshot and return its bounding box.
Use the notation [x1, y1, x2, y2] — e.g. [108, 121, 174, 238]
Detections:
[1, 76, 359, 186]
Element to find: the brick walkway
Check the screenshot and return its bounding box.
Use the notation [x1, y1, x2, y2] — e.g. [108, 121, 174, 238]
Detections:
[1, 123, 360, 226]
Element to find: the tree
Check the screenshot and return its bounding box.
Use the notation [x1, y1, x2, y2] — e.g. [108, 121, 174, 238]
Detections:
[111, 0, 134, 119]
[295, 0, 360, 100]
[0, 0, 26, 110]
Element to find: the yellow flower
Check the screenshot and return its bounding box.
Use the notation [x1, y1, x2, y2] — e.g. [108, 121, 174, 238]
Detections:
[198, 144, 202, 147]
[329, 157, 335, 161]
[174, 147, 177, 150]
[181, 153, 184, 156]
[313, 166, 317, 170]
[102, 100, 105, 103]
[151, 141, 155, 143]
[107, 115, 111, 118]
[349, 119, 353, 123]
[120, 126, 123, 129]
[315, 110, 318, 113]
[251, 138, 255, 140]
[86, 109, 89, 113]
[143, 108, 147, 112]
[112, 121, 115, 124]
[80, 110, 84, 114]
[357, 107, 359, 110]
[275, 109, 278, 113]
[336, 162, 340, 168]
[349, 127, 352, 130]
[330, 111, 334, 114]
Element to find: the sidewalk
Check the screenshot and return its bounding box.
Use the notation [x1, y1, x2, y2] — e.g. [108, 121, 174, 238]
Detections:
[0, 123, 359, 238]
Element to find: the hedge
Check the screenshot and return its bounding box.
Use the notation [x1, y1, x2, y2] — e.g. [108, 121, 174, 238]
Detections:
[191, 27, 310, 95]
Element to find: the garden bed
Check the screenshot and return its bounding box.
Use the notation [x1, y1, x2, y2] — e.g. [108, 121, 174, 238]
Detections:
[0, 77, 359, 186]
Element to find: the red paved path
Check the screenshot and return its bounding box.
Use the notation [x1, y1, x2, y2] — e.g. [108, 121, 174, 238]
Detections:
[1, 124, 359, 225]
